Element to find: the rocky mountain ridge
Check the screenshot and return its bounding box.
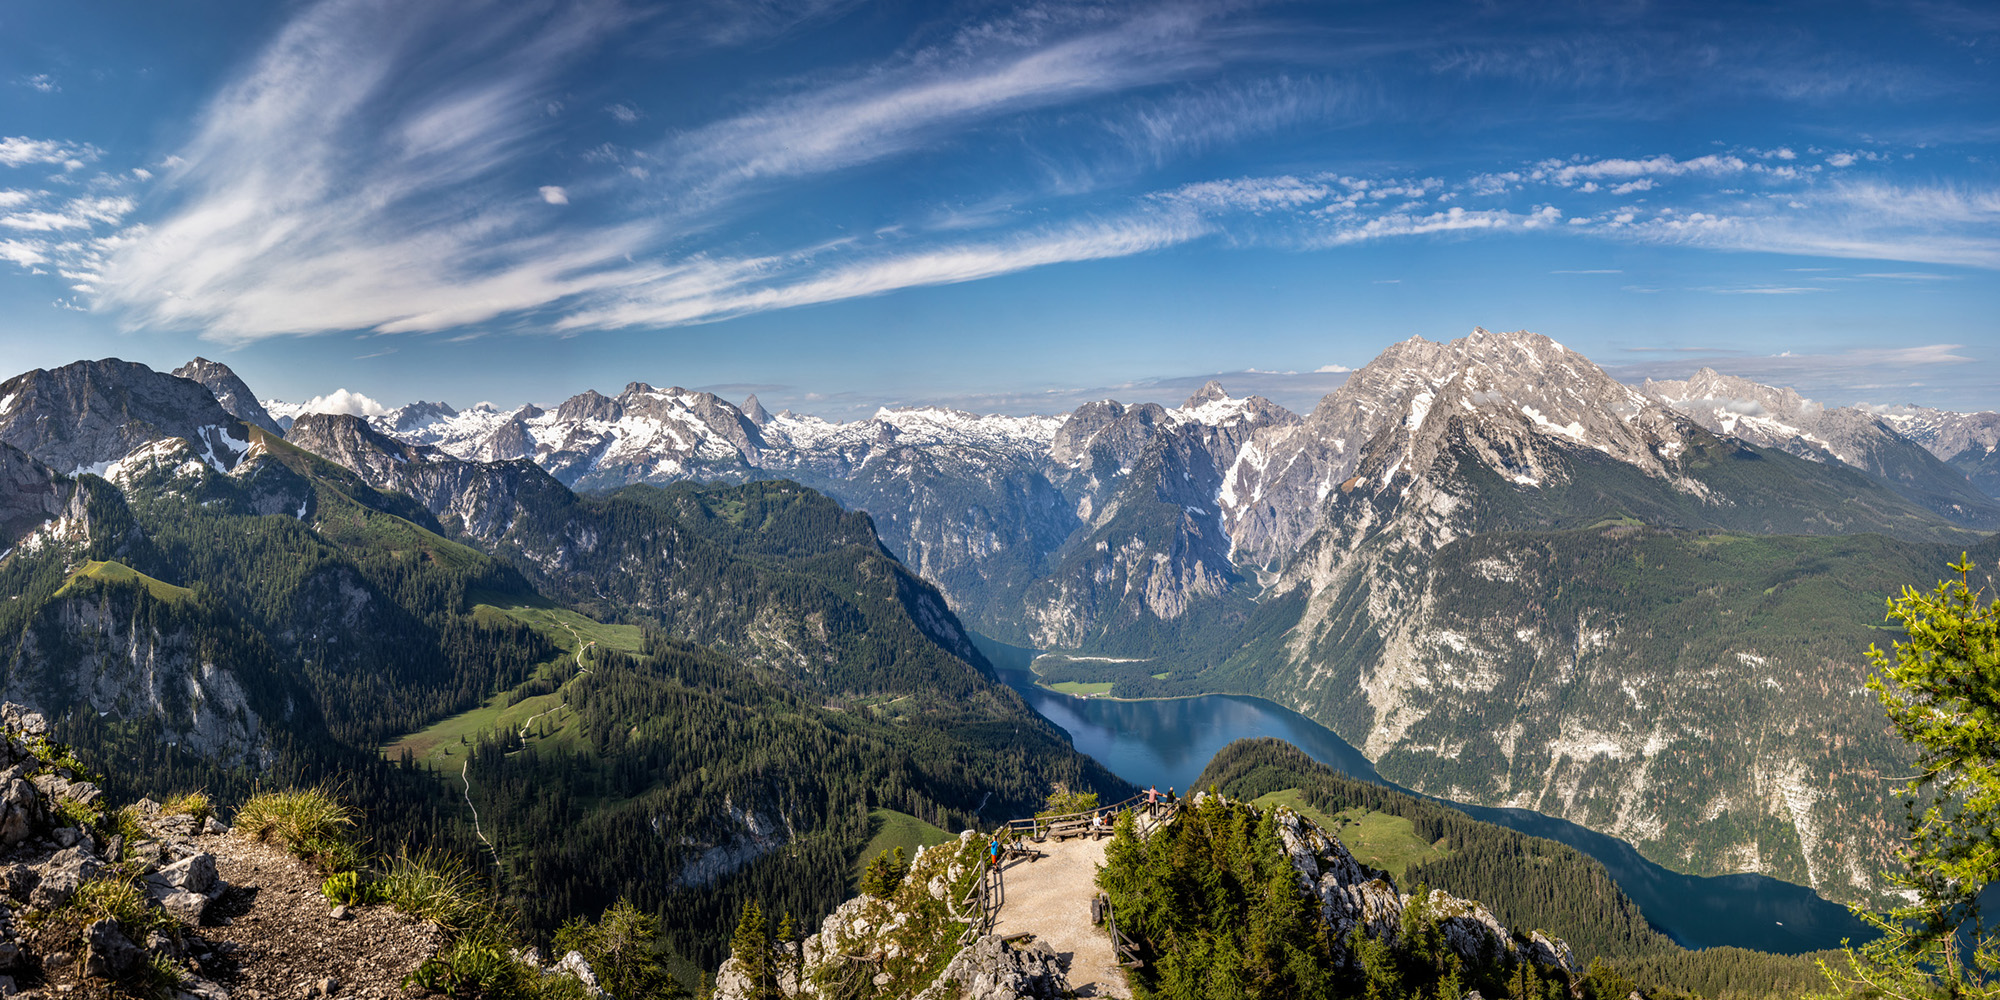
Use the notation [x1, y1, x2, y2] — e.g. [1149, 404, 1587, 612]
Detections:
[244, 333, 2000, 905]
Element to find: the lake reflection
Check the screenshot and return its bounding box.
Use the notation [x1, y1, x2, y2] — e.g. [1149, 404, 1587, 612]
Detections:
[973, 632, 1875, 955]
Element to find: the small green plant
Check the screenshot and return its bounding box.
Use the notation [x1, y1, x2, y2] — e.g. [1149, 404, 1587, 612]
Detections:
[403, 931, 535, 998]
[133, 951, 187, 1000]
[321, 869, 383, 906]
[233, 787, 358, 873]
[53, 796, 101, 829]
[378, 850, 483, 930]
[96, 804, 148, 860]
[64, 876, 174, 936]
[163, 791, 212, 827]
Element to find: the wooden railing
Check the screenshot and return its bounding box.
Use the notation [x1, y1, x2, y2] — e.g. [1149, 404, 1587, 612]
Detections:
[952, 861, 1004, 946]
[1000, 792, 1182, 843]
[1093, 892, 1145, 969]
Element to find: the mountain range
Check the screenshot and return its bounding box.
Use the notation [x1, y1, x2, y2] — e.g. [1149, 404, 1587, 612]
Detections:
[0, 328, 1991, 934]
[244, 327, 2000, 906]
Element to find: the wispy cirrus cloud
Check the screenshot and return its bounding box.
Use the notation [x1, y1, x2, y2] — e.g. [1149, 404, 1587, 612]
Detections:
[556, 208, 1208, 331]
[95, 0, 647, 338]
[662, 4, 1230, 208]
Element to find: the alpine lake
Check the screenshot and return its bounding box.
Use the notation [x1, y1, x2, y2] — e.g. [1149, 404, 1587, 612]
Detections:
[970, 632, 1875, 955]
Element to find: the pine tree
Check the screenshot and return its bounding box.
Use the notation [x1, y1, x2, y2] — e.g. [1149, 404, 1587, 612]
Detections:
[729, 900, 776, 999]
[1812, 557, 2000, 999]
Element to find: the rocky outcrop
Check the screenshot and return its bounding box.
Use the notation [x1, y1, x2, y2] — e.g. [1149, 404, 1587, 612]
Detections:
[3, 587, 274, 768]
[912, 934, 1067, 1000]
[1268, 801, 1581, 976]
[171, 358, 284, 438]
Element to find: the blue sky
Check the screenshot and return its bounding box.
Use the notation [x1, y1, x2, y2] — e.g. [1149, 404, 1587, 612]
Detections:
[2, 0, 1997, 418]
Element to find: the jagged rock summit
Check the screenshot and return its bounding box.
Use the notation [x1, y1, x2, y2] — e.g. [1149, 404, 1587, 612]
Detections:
[170, 359, 284, 438]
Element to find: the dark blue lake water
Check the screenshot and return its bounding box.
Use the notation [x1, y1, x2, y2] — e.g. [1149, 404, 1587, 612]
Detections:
[971, 632, 1875, 955]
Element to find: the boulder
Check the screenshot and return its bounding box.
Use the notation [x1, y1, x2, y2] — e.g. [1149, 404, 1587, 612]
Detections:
[159, 890, 209, 926]
[84, 918, 141, 978]
[0, 864, 36, 901]
[914, 935, 1068, 1000]
[32, 847, 100, 907]
[0, 780, 42, 847]
[147, 853, 218, 895]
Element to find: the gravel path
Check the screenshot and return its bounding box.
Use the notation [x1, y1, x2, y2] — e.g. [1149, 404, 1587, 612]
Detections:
[989, 835, 1128, 999]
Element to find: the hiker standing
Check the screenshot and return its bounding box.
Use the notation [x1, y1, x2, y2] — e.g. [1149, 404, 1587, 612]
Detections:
[1146, 784, 1159, 817]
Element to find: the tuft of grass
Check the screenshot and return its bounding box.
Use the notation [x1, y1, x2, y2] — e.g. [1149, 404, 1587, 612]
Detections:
[322, 870, 384, 907]
[233, 787, 359, 873]
[163, 791, 212, 827]
[52, 796, 101, 830]
[133, 951, 188, 1000]
[378, 850, 484, 930]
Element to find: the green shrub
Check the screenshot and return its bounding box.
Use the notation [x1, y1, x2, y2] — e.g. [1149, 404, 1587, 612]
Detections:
[1035, 787, 1099, 820]
[233, 787, 357, 873]
[404, 932, 529, 997]
[859, 848, 909, 898]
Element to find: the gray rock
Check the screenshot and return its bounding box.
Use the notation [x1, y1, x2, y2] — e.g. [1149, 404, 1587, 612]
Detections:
[202, 817, 228, 836]
[328, 904, 350, 921]
[0, 865, 35, 902]
[0, 707, 46, 739]
[0, 780, 43, 847]
[32, 847, 100, 907]
[84, 918, 141, 977]
[159, 890, 208, 926]
[147, 852, 217, 895]
[0, 941, 20, 970]
[913, 934, 1068, 1000]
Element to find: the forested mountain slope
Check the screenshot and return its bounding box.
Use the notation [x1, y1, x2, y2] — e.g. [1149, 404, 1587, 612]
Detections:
[0, 358, 1127, 968]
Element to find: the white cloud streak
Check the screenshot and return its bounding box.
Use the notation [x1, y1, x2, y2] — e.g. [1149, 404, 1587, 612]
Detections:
[95, 0, 649, 339]
[664, 5, 1225, 207]
[0, 136, 101, 169]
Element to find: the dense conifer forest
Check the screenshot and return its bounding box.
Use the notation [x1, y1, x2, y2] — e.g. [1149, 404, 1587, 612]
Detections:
[1197, 739, 1832, 999]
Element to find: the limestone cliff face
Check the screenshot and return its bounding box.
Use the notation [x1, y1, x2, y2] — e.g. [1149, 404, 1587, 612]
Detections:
[5, 593, 274, 768]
